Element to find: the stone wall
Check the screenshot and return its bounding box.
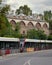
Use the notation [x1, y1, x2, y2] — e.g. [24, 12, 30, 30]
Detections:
[8, 18, 49, 35]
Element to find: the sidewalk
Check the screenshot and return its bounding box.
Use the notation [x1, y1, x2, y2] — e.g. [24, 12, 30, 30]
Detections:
[0, 49, 52, 60]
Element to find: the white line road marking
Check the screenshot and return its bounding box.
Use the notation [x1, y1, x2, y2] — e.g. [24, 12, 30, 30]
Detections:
[28, 59, 31, 65]
[23, 59, 31, 65]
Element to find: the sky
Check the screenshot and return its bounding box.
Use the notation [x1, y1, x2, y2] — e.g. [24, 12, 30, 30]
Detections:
[2, 0, 52, 14]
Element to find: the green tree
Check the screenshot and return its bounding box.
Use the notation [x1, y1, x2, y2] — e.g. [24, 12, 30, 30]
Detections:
[23, 5, 32, 15]
[0, 1, 10, 37]
[27, 29, 47, 40]
[37, 30, 47, 40]
[49, 20, 52, 35]
[0, 5, 10, 14]
[44, 10, 52, 35]
[14, 22, 21, 38]
[0, 0, 10, 14]
[27, 29, 39, 39]
[0, 13, 11, 37]
[44, 11, 52, 21]
[0, 0, 2, 4]
[48, 35, 52, 40]
[16, 5, 32, 15]
[49, 20, 52, 30]
[3, 22, 21, 38]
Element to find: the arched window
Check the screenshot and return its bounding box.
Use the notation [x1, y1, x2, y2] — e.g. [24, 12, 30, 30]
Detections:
[36, 22, 41, 30]
[10, 20, 16, 26]
[10, 20, 16, 30]
[43, 23, 48, 29]
[20, 21, 26, 27]
[28, 22, 34, 29]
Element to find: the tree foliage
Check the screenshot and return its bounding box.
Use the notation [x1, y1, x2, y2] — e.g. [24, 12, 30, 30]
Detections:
[0, 2, 10, 37]
[49, 20, 52, 30]
[16, 5, 32, 15]
[44, 11, 52, 21]
[44, 10, 52, 35]
[0, 0, 2, 4]
[27, 29, 47, 40]
[0, 5, 10, 14]
[48, 35, 52, 40]
[0, 13, 11, 36]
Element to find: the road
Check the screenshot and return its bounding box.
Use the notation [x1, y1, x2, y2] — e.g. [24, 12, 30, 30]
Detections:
[0, 50, 52, 65]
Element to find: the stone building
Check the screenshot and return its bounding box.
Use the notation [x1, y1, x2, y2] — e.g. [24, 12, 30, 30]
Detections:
[7, 11, 49, 36]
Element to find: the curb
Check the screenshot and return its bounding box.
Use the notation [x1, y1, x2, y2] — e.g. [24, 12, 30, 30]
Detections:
[0, 49, 52, 59]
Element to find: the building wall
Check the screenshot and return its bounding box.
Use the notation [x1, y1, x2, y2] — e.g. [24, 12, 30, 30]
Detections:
[8, 18, 49, 35]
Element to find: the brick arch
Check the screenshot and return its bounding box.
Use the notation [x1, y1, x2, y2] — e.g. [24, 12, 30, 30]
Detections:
[20, 21, 26, 27]
[10, 20, 16, 25]
[27, 22, 34, 30]
[36, 22, 41, 30]
[28, 22, 34, 27]
[43, 23, 48, 29]
[20, 21, 27, 35]
[10, 20, 16, 30]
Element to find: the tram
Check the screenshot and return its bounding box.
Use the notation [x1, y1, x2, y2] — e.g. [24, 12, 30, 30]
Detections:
[0, 37, 20, 49]
[23, 39, 52, 52]
[0, 37, 52, 53]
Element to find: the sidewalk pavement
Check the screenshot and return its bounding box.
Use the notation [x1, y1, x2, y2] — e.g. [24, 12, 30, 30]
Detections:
[0, 49, 52, 60]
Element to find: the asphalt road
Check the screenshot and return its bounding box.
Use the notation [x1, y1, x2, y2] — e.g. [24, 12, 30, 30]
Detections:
[0, 50, 52, 65]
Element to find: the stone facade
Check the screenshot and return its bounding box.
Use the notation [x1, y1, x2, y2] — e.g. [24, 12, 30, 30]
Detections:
[7, 13, 49, 36]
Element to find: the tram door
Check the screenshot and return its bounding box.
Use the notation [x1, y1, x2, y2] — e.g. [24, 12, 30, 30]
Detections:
[20, 39, 25, 52]
[20, 39, 25, 47]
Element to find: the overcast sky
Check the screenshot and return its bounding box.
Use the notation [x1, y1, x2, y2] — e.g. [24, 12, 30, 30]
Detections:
[2, 0, 52, 14]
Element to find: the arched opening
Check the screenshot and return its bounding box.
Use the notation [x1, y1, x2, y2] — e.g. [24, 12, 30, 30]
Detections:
[43, 23, 48, 29]
[10, 20, 16, 26]
[20, 21, 26, 27]
[10, 20, 16, 30]
[27, 22, 34, 30]
[36, 22, 41, 30]
[20, 21, 26, 35]
[43, 23, 49, 35]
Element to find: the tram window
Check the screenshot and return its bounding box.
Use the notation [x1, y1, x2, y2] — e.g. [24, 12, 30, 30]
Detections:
[0, 41, 20, 49]
[24, 42, 35, 48]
